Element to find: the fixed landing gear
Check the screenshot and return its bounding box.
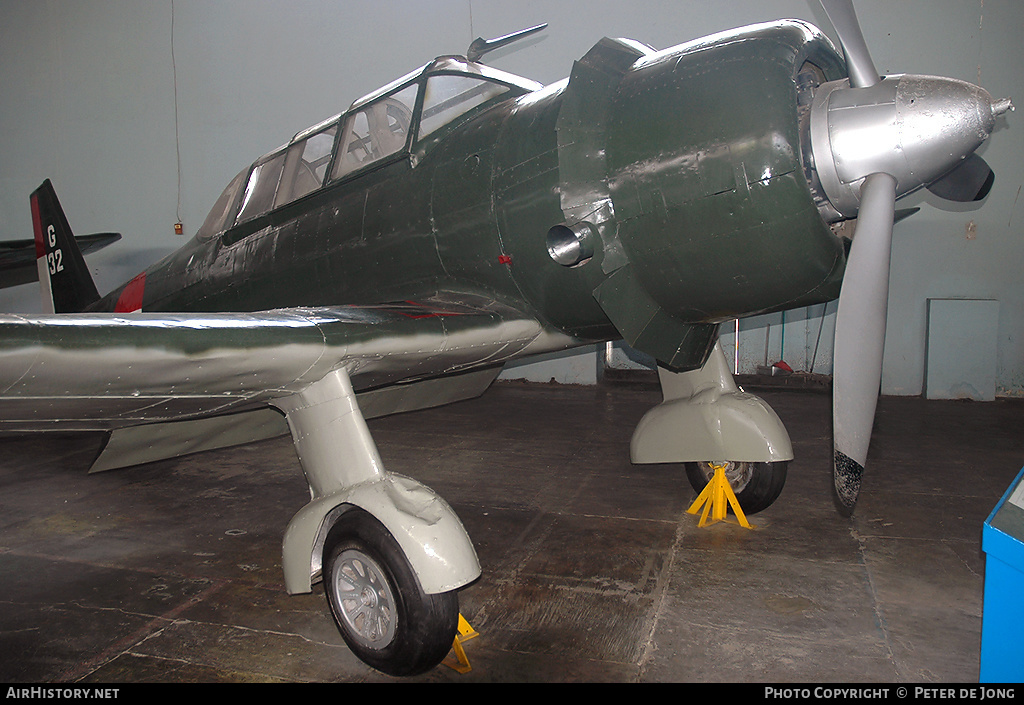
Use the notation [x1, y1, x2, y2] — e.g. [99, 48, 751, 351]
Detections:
[630, 342, 794, 515]
[684, 460, 788, 514]
[323, 508, 460, 677]
[272, 368, 480, 677]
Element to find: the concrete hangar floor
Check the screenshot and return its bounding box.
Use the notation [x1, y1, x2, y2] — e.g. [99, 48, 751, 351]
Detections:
[1, 376, 1021, 683]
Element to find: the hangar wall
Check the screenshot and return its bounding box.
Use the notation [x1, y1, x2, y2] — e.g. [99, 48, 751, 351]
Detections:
[1, 0, 1021, 395]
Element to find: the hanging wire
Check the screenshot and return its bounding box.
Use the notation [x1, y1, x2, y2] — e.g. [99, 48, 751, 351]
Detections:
[171, 0, 183, 231]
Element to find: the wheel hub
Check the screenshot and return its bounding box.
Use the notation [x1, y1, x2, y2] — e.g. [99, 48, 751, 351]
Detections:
[331, 548, 397, 650]
[699, 461, 754, 493]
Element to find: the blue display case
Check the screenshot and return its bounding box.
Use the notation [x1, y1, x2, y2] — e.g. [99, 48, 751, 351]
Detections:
[980, 466, 1024, 682]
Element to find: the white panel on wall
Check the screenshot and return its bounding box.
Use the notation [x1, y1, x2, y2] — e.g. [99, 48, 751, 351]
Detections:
[925, 299, 1000, 401]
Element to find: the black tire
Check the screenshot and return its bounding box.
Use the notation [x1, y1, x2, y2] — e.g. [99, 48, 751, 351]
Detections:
[323, 508, 459, 677]
[684, 460, 788, 515]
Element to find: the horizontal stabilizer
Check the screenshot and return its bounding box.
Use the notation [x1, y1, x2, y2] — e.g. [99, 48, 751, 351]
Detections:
[0, 232, 120, 290]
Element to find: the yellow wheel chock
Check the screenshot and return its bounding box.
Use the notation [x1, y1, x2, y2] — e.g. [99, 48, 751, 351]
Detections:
[687, 462, 753, 529]
[443, 613, 479, 673]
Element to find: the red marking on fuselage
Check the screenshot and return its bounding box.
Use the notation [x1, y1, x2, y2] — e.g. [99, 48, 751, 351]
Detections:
[30, 193, 45, 259]
[115, 273, 146, 313]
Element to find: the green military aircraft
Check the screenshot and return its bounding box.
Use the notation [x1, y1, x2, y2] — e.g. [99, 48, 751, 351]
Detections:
[0, 1, 1011, 676]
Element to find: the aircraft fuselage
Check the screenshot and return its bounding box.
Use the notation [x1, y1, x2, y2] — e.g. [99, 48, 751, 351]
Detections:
[92, 20, 848, 372]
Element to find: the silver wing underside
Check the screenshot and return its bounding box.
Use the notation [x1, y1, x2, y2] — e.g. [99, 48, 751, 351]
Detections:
[0, 293, 565, 433]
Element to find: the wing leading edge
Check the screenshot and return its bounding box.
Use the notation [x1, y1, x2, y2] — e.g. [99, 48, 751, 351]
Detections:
[0, 293, 556, 432]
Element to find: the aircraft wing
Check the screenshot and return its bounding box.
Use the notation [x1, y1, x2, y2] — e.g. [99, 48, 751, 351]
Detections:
[0, 233, 121, 290]
[0, 292, 549, 433]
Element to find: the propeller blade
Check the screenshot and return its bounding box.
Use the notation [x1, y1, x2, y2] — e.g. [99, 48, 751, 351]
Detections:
[926, 153, 996, 202]
[832, 172, 898, 514]
[820, 0, 880, 88]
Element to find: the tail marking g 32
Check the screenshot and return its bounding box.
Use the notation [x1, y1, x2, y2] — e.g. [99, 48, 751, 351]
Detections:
[30, 179, 102, 313]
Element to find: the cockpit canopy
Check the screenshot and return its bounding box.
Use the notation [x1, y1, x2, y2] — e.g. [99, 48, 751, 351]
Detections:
[196, 57, 542, 241]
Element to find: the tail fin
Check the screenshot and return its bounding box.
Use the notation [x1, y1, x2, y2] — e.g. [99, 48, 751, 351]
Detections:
[30, 180, 101, 313]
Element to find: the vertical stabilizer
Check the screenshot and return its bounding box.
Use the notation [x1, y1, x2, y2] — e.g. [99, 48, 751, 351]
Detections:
[30, 180, 101, 313]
